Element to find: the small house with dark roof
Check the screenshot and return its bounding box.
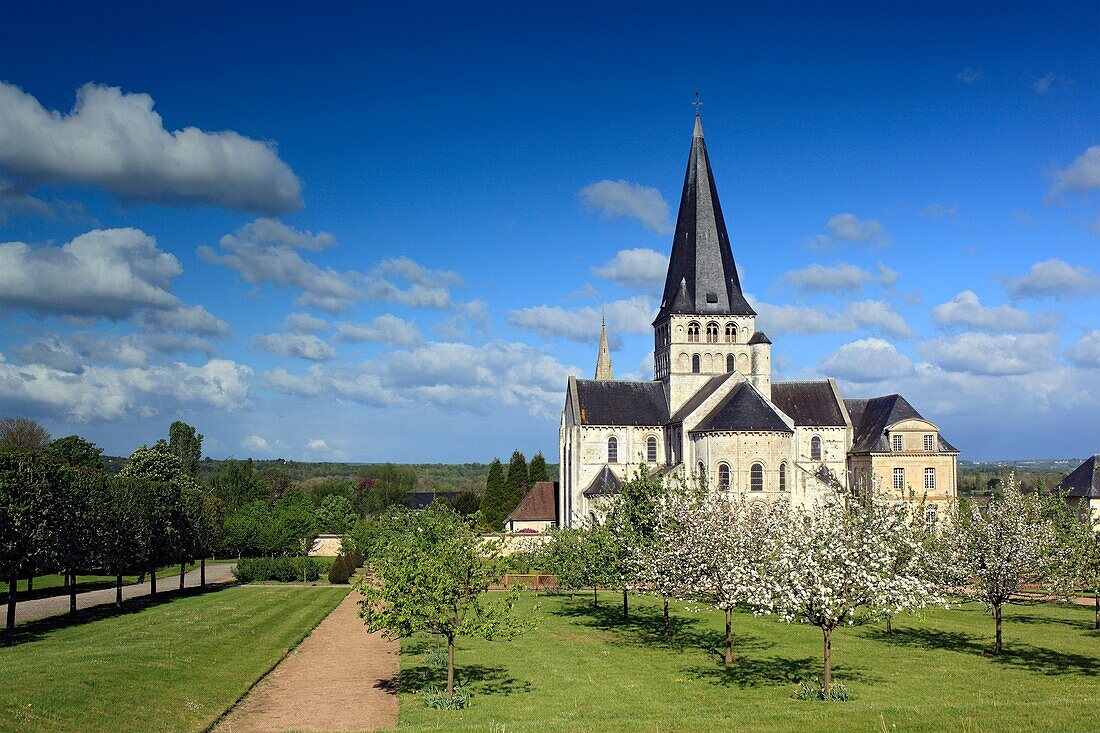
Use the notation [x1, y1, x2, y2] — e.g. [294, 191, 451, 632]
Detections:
[557, 111, 960, 525]
[505, 481, 558, 533]
[1057, 455, 1100, 525]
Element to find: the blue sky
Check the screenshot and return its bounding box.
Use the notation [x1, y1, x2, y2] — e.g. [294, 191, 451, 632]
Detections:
[1, 1, 1098, 462]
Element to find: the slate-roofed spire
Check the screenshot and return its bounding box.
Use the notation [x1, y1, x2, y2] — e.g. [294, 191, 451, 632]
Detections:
[656, 111, 755, 322]
[594, 316, 613, 380]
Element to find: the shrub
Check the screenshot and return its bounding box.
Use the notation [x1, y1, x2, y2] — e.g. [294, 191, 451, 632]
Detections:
[793, 679, 852, 702]
[420, 685, 470, 710]
[328, 555, 351, 584]
[345, 548, 364, 569]
[422, 644, 448, 668]
[234, 556, 325, 583]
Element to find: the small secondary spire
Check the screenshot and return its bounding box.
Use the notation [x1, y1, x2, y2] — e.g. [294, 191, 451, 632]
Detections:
[594, 317, 614, 381]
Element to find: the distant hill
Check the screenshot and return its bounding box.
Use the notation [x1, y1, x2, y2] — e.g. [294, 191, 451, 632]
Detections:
[959, 458, 1085, 471]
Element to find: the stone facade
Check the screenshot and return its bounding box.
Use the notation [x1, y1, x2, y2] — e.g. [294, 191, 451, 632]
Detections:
[557, 114, 959, 525]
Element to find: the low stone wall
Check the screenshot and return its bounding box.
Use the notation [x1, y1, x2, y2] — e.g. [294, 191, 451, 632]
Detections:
[309, 534, 344, 557]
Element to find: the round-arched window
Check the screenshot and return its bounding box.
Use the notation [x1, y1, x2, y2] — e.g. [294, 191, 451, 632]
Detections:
[810, 436, 822, 461]
[646, 436, 658, 463]
[706, 322, 719, 343]
[779, 462, 787, 492]
[607, 436, 618, 463]
[691, 354, 701, 373]
[726, 354, 735, 372]
[725, 323, 736, 343]
[687, 322, 700, 343]
[718, 463, 730, 491]
[750, 463, 764, 491]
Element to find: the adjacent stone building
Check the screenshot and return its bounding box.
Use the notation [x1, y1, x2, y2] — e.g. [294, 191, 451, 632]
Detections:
[558, 113, 959, 525]
[1058, 455, 1100, 525]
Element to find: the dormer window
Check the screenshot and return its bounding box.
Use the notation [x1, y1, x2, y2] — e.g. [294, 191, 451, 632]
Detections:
[923, 434, 934, 452]
[892, 434, 903, 452]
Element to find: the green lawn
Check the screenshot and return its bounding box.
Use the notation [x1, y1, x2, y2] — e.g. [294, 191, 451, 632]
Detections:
[0, 585, 347, 733]
[397, 592, 1100, 733]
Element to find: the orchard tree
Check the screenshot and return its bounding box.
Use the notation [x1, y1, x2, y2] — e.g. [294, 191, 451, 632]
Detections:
[772, 495, 942, 694]
[0, 416, 51, 452]
[605, 467, 666, 620]
[652, 484, 786, 664]
[169, 421, 203, 479]
[358, 504, 531, 699]
[537, 520, 616, 608]
[945, 473, 1057, 654]
[1051, 509, 1100, 630]
[0, 451, 62, 633]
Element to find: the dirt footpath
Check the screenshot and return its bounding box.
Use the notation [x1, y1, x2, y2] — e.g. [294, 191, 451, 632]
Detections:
[214, 591, 400, 733]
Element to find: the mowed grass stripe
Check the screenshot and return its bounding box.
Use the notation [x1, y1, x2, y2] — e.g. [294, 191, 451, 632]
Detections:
[0, 585, 347, 733]
[396, 592, 1100, 733]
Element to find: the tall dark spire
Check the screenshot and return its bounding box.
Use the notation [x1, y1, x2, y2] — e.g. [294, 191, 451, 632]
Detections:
[655, 113, 754, 322]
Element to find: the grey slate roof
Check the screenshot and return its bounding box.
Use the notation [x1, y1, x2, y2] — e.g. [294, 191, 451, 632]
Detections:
[845, 395, 959, 454]
[771, 381, 846, 427]
[1059, 455, 1100, 499]
[693, 382, 793, 433]
[574, 379, 669, 426]
[582, 465, 623, 497]
[748, 331, 771, 345]
[656, 115, 755, 322]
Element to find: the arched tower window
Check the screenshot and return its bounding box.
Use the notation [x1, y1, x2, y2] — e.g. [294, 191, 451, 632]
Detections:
[646, 436, 658, 463]
[607, 436, 618, 463]
[687, 322, 700, 343]
[779, 462, 787, 492]
[706, 322, 719, 343]
[810, 436, 822, 461]
[725, 323, 736, 343]
[691, 354, 700, 373]
[750, 463, 764, 492]
[726, 354, 735, 372]
[717, 462, 730, 491]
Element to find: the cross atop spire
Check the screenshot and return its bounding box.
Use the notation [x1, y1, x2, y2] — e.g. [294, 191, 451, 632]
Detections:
[693, 89, 703, 116]
[594, 318, 614, 381]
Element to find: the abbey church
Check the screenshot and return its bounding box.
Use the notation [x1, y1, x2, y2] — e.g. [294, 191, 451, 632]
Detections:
[557, 114, 959, 525]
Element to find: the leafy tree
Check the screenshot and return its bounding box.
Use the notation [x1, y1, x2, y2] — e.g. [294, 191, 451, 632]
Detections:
[223, 500, 274, 557]
[528, 452, 550, 484]
[1050, 505, 1100, 630]
[607, 468, 668, 626]
[49, 435, 104, 470]
[183, 490, 224, 586]
[57, 466, 107, 613]
[0, 451, 62, 634]
[0, 416, 51, 452]
[169, 421, 203, 479]
[315, 494, 356, 534]
[103, 476, 150, 605]
[451, 490, 481, 516]
[945, 472, 1058, 654]
[504, 451, 529, 512]
[479, 458, 507, 530]
[538, 520, 616, 608]
[257, 466, 293, 498]
[358, 504, 532, 699]
[210, 459, 271, 512]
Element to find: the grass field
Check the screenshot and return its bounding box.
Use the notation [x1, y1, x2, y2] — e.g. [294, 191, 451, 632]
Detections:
[397, 592, 1100, 733]
[0, 585, 347, 733]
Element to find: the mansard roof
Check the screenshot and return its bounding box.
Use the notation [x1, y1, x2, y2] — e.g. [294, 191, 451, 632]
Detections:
[845, 394, 959, 454]
[1058, 455, 1100, 499]
[693, 381, 793, 434]
[656, 115, 755, 322]
[574, 379, 669, 426]
[507, 481, 558, 522]
[771, 381, 847, 427]
[582, 465, 623, 497]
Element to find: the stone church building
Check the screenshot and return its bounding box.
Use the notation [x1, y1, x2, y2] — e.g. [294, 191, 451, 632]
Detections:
[557, 114, 959, 525]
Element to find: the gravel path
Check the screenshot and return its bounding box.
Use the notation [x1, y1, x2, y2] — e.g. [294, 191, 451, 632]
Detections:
[214, 591, 399, 733]
[12, 562, 237, 624]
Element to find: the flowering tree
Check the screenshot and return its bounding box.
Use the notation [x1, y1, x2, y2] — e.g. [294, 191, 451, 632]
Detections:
[945, 473, 1057, 654]
[1051, 508, 1100, 630]
[772, 495, 942, 694]
[651, 481, 786, 664]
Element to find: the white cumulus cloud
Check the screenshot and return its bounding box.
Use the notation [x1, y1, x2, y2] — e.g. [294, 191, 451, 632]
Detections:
[335, 315, 422, 346]
[917, 332, 1058, 376]
[1068, 330, 1100, 369]
[580, 180, 672, 234]
[932, 290, 1053, 332]
[591, 248, 669, 290]
[0, 82, 301, 214]
[1047, 145, 1100, 201]
[252, 332, 336, 361]
[508, 297, 655, 344]
[820, 338, 914, 383]
[1002, 258, 1100, 300]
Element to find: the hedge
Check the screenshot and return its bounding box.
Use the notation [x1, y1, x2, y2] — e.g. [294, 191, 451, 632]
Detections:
[233, 556, 327, 583]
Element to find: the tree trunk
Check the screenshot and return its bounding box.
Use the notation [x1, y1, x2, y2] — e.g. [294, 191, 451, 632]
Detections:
[26, 576, 33, 592]
[6, 571, 16, 633]
[68, 570, 77, 613]
[663, 595, 670, 638]
[179, 562, 186, 590]
[994, 604, 1002, 655]
[115, 573, 123, 607]
[724, 608, 733, 664]
[150, 568, 157, 597]
[886, 611, 893, 635]
[622, 588, 628, 619]
[593, 586, 598, 608]
[200, 559, 206, 587]
[822, 626, 833, 694]
[446, 634, 456, 697]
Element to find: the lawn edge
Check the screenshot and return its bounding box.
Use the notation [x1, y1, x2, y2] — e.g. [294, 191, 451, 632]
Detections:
[202, 585, 352, 733]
